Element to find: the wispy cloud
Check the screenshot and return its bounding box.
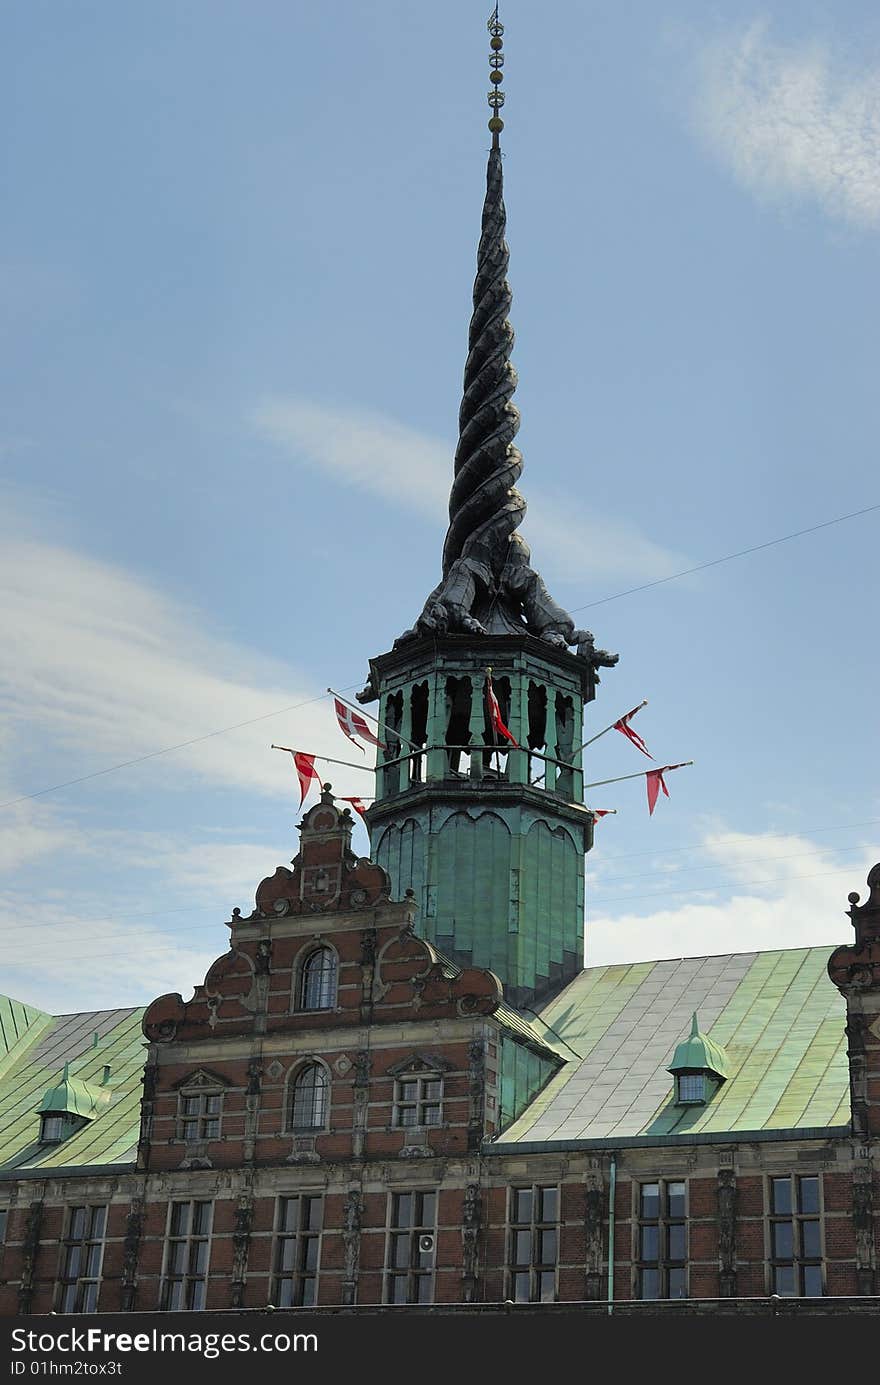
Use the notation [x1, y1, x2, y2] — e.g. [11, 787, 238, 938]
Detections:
[586, 828, 873, 965]
[0, 518, 370, 804]
[253, 397, 690, 584]
[691, 21, 880, 228]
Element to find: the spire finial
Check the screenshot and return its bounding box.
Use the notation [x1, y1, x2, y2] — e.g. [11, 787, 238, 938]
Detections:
[487, 7, 505, 146]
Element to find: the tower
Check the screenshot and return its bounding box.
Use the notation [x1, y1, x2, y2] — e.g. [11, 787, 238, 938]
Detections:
[359, 14, 618, 1009]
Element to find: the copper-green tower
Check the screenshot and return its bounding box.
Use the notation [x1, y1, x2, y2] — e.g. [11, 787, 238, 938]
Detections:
[359, 13, 618, 1009]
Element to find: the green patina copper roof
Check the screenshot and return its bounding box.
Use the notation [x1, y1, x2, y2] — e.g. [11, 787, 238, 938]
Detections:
[497, 946, 850, 1144]
[668, 1013, 729, 1080]
[0, 1001, 146, 1173]
[37, 1062, 112, 1121]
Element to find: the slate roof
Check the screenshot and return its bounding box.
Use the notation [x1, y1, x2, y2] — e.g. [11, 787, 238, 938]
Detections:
[496, 946, 850, 1145]
[0, 1002, 146, 1174]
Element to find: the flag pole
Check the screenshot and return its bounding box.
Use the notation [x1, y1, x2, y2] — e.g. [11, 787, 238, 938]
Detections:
[580, 699, 648, 753]
[270, 745, 376, 775]
[327, 687, 421, 752]
[584, 761, 693, 789]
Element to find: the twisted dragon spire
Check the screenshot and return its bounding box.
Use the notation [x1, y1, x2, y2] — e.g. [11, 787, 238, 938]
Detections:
[441, 9, 524, 578]
[361, 9, 619, 696]
[441, 137, 526, 577]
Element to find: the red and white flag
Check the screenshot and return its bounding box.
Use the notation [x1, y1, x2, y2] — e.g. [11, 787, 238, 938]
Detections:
[334, 697, 385, 752]
[275, 748, 322, 809]
[646, 763, 689, 816]
[591, 809, 614, 822]
[485, 674, 518, 747]
[340, 796, 369, 819]
[613, 703, 652, 759]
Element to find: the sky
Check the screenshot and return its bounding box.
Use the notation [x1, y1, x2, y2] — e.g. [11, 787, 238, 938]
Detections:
[1, 1, 878, 1014]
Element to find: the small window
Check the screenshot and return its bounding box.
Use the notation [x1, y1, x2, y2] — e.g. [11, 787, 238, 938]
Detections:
[40, 1113, 83, 1145]
[507, 1185, 558, 1303]
[177, 1090, 222, 1142]
[385, 1192, 436, 1304]
[290, 1063, 329, 1131]
[160, 1201, 213, 1311]
[0, 1209, 7, 1244]
[676, 1073, 707, 1105]
[769, 1176, 823, 1296]
[394, 1076, 443, 1128]
[636, 1181, 687, 1299]
[273, 1195, 323, 1307]
[58, 1206, 106, 1314]
[299, 948, 338, 1011]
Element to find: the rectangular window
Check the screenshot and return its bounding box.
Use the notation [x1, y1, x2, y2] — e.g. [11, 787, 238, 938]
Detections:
[769, 1176, 823, 1296]
[507, 1185, 558, 1303]
[393, 1076, 443, 1128]
[178, 1091, 222, 1141]
[160, 1200, 212, 1311]
[0, 1209, 7, 1243]
[273, 1195, 323, 1307]
[385, 1192, 436, 1304]
[57, 1205, 107, 1314]
[636, 1181, 687, 1300]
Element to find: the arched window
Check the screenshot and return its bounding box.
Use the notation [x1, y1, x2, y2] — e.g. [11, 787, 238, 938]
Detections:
[290, 1064, 328, 1131]
[299, 947, 337, 1011]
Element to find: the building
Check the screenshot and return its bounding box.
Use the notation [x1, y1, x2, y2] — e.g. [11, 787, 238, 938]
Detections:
[1, 16, 878, 1316]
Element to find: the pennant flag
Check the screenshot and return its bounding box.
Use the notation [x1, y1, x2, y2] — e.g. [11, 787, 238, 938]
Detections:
[591, 809, 613, 822]
[334, 697, 385, 751]
[613, 703, 652, 759]
[646, 763, 689, 816]
[282, 750, 321, 809]
[485, 674, 518, 747]
[340, 796, 369, 819]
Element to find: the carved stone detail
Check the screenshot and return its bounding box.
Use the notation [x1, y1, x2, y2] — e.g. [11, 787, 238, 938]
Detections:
[341, 1188, 362, 1307]
[467, 1037, 485, 1152]
[120, 1195, 144, 1312]
[230, 1193, 254, 1309]
[17, 1199, 43, 1315]
[584, 1175, 604, 1301]
[717, 1166, 737, 1297]
[462, 1181, 481, 1302]
[852, 1159, 876, 1295]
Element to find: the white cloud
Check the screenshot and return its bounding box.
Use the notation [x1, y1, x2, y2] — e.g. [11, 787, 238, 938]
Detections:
[692, 21, 880, 228]
[0, 891, 220, 1013]
[586, 828, 874, 965]
[253, 397, 690, 584]
[0, 523, 372, 804]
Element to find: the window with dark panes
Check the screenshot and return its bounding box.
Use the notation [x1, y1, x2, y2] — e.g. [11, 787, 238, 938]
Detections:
[289, 1064, 329, 1131]
[57, 1205, 106, 1313]
[507, 1185, 558, 1303]
[636, 1181, 687, 1299]
[385, 1192, 436, 1304]
[393, 1075, 443, 1127]
[299, 948, 337, 1010]
[0, 1208, 7, 1243]
[273, 1195, 323, 1307]
[178, 1090, 221, 1141]
[769, 1175, 823, 1296]
[160, 1200, 212, 1311]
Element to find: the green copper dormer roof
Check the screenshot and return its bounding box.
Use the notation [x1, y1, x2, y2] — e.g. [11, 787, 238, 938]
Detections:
[668, 1012, 729, 1081]
[36, 1061, 112, 1123]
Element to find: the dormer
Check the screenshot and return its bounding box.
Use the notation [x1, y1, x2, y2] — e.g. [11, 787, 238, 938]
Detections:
[37, 1061, 112, 1144]
[667, 1013, 728, 1107]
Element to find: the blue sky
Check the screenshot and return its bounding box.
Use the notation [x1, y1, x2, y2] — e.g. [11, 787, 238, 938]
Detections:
[2, 1, 878, 1012]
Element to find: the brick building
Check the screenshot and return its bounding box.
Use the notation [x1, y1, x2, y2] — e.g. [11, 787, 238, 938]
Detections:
[1, 17, 878, 1316]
